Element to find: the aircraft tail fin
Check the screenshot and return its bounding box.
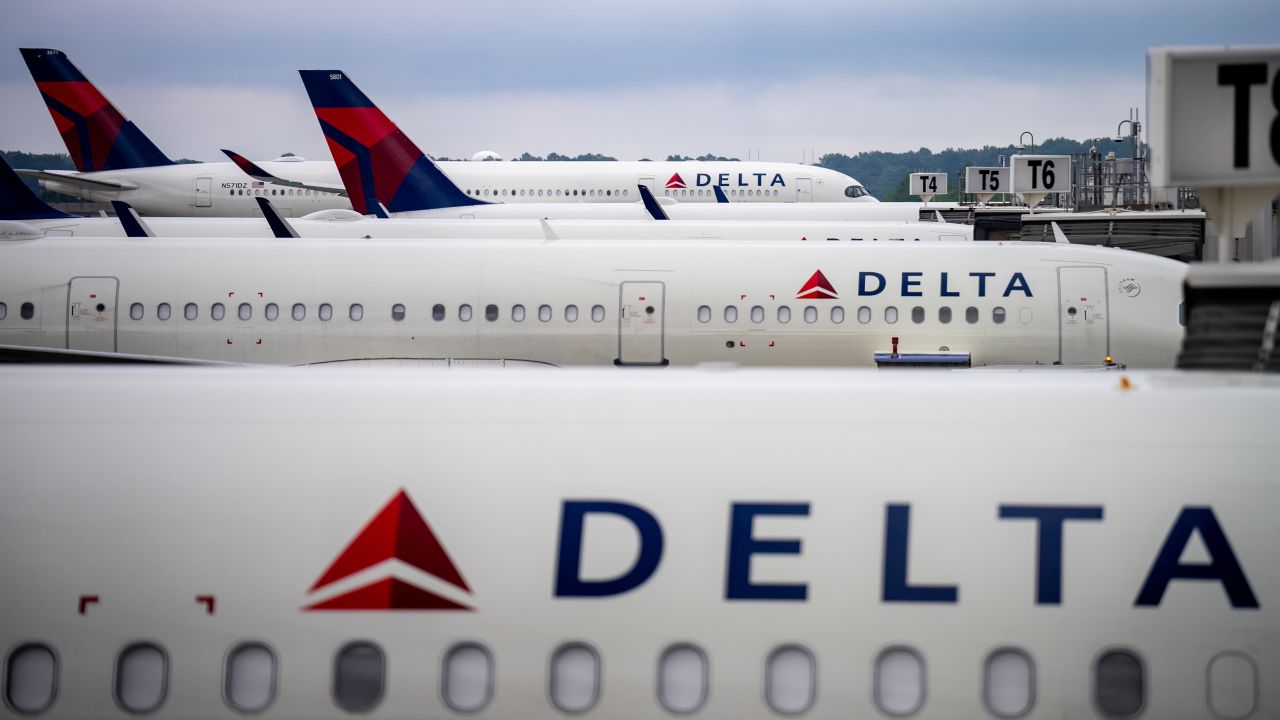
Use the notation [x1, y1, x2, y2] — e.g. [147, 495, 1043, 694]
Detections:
[298, 70, 483, 214]
[0, 155, 76, 220]
[19, 48, 174, 172]
[712, 185, 730, 203]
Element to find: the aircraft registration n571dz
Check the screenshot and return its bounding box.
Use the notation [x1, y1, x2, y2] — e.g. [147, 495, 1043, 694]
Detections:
[0, 235, 1183, 367]
[17, 48, 872, 217]
[0, 366, 1275, 719]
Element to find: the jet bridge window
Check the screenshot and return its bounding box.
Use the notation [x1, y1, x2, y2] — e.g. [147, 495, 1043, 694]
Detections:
[939, 307, 952, 324]
[591, 305, 605, 322]
[333, 642, 384, 713]
[549, 642, 600, 714]
[130, 303, 144, 321]
[156, 303, 171, 321]
[20, 302, 34, 320]
[874, 646, 925, 717]
[565, 305, 579, 322]
[697, 306, 711, 323]
[115, 642, 168, 714]
[912, 307, 925, 324]
[211, 303, 226, 321]
[459, 304, 473, 322]
[292, 304, 306, 321]
[657, 643, 709, 714]
[238, 303, 252, 321]
[1093, 649, 1144, 719]
[184, 303, 198, 321]
[224, 642, 277, 714]
[433, 304, 445, 321]
[5, 642, 58, 715]
[391, 304, 406, 322]
[265, 303, 279, 321]
[319, 304, 333, 321]
[512, 304, 526, 322]
[765, 644, 815, 715]
[442, 643, 494, 713]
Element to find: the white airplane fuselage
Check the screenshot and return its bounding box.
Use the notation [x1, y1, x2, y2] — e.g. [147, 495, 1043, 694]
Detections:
[0, 238, 1184, 367]
[0, 366, 1275, 719]
[38, 160, 872, 217]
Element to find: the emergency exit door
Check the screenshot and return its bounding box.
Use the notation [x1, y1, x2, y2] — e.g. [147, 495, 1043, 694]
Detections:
[638, 176, 656, 197]
[194, 176, 212, 207]
[617, 281, 667, 366]
[796, 177, 813, 202]
[67, 276, 119, 352]
[1057, 267, 1109, 365]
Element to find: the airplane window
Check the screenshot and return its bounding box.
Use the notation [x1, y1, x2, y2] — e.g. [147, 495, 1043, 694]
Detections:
[391, 304, 406, 322]
[20, 302, 34, 320]
[993, 307, 1006, 324]
[589, 190, 595, 197]
[265, 303, 279, 321]
[966, 307, 979, 324]
[538, 190, 544, 196]
[185, 303, 198, 321]
[606, 190, 612, 197]
[485, 304, 499, 322]
[0, 303, 5, 320]
[156, 303, 171, 321]
[520, 190, 526, 196]
[115, 643, 168, 714]
[858, 306, 871, 324]
[211, 303, 226, 321]
[874, 646, 924, 716]
[845, 185, 869, 198]
[1208, 652, 1258, 719]
[657, 644, 708, 714]
[130, 303, 143, 321]
[623, 189, 628, 196]
[984, 648, 1034, 719]
[563, 305, 577, 322]
[831, 306, 845, 323]
[803, 306, 817, 324]
[939, 307, 952, 324]
[591, 305, 605, 322]
[1094, 649, 1144, 719]
[512, 304, 526, 322]
[1019, 308, 1033, 325]
[292, 303, 306, 321]
[751, 306, 764, 323]
[442, 643, 494, 713]
[572, 190, 578, 197]
[319, 304, 333, 321]
[333, 642, 384, 713]
[433, 304, 445, 321]
[459, 304, 473, 322]
[5, 643, 57, 715]
[225, 642, 277, 714]
[502, 190, 508, 196]
[724, 306, 738, 323]
[778, 306, 791, 324]
[239, 303, 252, 321]
[539, 305, 552, 322]
[765, 645, 815, 715]
[885, 307, 899, 324]
[549, 643, 600, 713]
[557, 190, 563, 196]
[349, 304, 363, 321]
[697, 306, 711, 323]
[911, 307, 925, 324]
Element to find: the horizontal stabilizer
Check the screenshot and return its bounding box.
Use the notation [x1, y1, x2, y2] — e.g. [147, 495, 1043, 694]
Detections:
[13, 168, 135, 192]
[1, 157, 77, 220]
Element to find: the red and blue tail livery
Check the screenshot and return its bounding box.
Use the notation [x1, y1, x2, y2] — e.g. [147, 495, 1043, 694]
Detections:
[299, 70, 484, 214]
[19, 48, 173, 172]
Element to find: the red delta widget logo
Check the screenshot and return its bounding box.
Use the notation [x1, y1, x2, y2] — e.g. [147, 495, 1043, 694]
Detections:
[795, 268, 1036, 299]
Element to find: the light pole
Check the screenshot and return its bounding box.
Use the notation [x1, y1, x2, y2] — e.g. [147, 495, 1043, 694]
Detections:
[1016, 132, 1035, 154]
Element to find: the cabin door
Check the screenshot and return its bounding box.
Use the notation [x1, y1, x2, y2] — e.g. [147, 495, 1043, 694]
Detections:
[66, 276, 119, 352]
[796, 177, 813, 202]
[194, 176, 213, 207]
[617, 281, 667, 366]
[637, 176, 656, 198]
[1057, 267, 1109, 365]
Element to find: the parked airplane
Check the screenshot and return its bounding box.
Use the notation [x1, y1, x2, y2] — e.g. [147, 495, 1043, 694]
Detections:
[290, 70, 950, 222]
[0, 228, 1184, 367]
[0, 155, 971, 243]
[17, 49, 871, 217]
[0, 365, 1275, 719]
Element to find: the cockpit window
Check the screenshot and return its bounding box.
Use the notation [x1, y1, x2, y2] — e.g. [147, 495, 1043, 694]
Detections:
[845, 185, 869, 198]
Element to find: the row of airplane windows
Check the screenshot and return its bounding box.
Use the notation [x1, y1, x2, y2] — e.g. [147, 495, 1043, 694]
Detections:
[226, 187, 318, 197]
[5, 639, 1257, 718]
[697, 304, 1018, 326]
[464, 188, 633, 198]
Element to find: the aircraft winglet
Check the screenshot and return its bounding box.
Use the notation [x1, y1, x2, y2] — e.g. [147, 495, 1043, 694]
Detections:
[637, 185, 669, 220]
[1051, 221, 1071, 244]
[0, 155, 77, 221]
[712, 185, 730, 203]
[222, 149, 346, 197]
[254, 197, 300, 238]
[110, 201, 153, 238]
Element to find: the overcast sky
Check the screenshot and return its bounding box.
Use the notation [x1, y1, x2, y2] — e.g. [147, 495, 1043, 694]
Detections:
[3, 0, 1276, 163]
